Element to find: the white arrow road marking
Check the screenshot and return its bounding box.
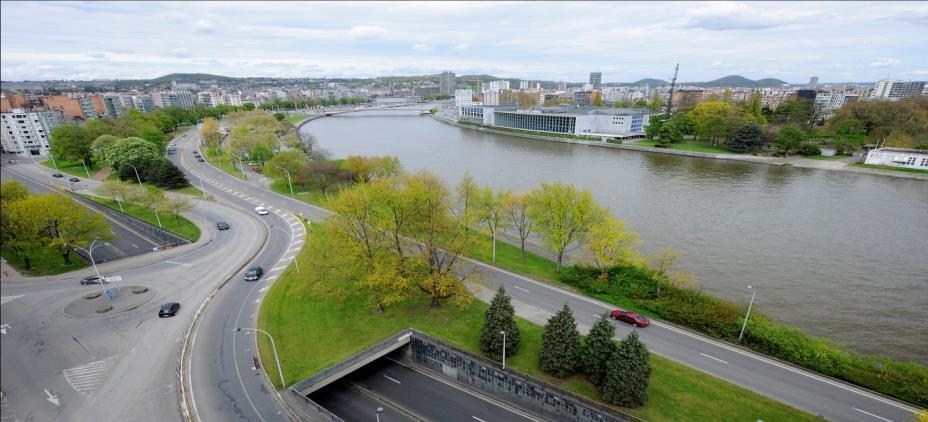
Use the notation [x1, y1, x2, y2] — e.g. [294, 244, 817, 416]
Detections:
[0, 295, 24, 306]
[44, 389, 60, 406]
[0, 323, 9, 335]
[62, 355, 118, 397]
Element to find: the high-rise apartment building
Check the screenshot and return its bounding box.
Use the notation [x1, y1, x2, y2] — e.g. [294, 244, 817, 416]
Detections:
[0, 108, 64, 157]
[590, 72, 602, 89]
[487, 80, 510, 92]
[103, 96, 125, 117]
[557, 81, 567, 91]
[439, 71, 456, 95]
[870, 80, 925, 101]
[808, 76, 819, 90]
[484, 90, 500, 106]
[519, 81, 529, 90]
[454, 89, 474, 110]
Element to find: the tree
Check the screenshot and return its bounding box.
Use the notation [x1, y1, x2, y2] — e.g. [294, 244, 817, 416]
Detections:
[273, 112, 286, 121]
[249, 142, 273, 165]
[39, 195, 112, 265]
[747, 92, 767, 124]
[592, 91, 605, 107]
[632, 99, 648, 109]
[163, 195, 193, 221]
[502, 191, 534, 258]
[103, 137, 160, 170]
[308, 161, 348, 196]
[727, 123, 765, 153]
[265, 151, 308, 179]
[602, 331, 651, 408]
[149, 159, 189, 189]
[650, 247, 680, 299]
[50, 124, 93, 166]
[0, 195, 47, 270]
[476, 187, 508, 262]
[688, 101, 733, 145]
[581, 314, 617, 386]
[199, 117, 221, 149]
[298, 132, 320, 156]
[528, 183, 606, 272]
[583, 217, 641, 277]
[94, 180, 131, 212]
[455, 172, 480, 231]
[648, 94, 665, 113]
[539, 304, 582, 377]
[774, 125, 807, 156]
[90, 134, 118, 163]
[1, 179, 29, 203]
[645, 116, 664, 140]
[343, 155, 402, 183]
[479, 287, 521, 362]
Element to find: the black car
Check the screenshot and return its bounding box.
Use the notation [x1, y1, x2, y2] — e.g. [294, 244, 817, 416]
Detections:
[68, 177, 80, 182]
[193, 151, 199, 156]
[244, 266, 264, 281]
[79, 274, 109, 285]
[197, 158, 205, 162]
[159, 302, 180, 317]
[52, 173, 64, 178]
[217, 222, 230, 230]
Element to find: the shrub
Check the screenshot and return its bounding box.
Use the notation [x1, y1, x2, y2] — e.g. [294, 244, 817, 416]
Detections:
[96, 304, 113, 313]
[85, 292, 102, 300]
[799, 142, 822, 156]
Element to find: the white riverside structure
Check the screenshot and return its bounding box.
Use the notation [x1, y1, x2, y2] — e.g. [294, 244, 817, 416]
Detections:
[864, 147, 928, 169]
[459, 105, 652, 140]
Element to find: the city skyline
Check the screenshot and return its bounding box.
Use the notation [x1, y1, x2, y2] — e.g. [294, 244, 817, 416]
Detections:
[2, 1, 927, 83]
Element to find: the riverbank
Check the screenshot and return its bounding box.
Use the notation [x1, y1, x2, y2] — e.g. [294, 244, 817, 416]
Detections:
[431, 113, 928, 181]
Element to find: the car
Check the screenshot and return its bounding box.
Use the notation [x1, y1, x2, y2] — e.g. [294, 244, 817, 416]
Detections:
[159, 302, 180, 317]
[197, 157, 205, 162]
[7, 159, 17, 164]
[52, 173, 64, 178]
[68, 177, 80, 182]
[217, 222, 230, 230]
[255, 206, 269, 215]
[192, 151, 199, 156]
[79, 274, 110, 285]
[244, 266, 264, 281]
[610, 310, 650, 327]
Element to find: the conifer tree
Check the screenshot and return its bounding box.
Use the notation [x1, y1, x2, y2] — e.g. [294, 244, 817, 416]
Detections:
[602, 330, 651, 408]
[539, 304, 581, 377]
[581, 314, 617, 386]
[480, 287, 520, 362]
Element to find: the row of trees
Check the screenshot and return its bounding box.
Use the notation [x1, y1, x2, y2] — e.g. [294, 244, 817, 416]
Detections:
[93, 180, 192, 222]
[0, 180, 111, 269]
[480, 288, 651, 408]
[256, 97, 368, 111]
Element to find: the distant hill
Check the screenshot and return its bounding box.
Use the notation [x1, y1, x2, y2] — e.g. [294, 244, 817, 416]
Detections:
[687, 75, 788, 88]
[631, 78, 668, 86]
[754, 78, 790, 87]
[150, 73, 238, 83]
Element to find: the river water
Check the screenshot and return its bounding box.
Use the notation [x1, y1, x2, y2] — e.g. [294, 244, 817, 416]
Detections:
[302, 111, 928, 364]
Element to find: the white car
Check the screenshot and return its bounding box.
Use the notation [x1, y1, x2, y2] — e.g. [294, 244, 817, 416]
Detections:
[255, 206, 269, 215]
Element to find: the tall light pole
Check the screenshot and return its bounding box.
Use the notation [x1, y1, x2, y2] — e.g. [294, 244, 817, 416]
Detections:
[738, 285, 757, 342]
[81, 160, 91, 180]
[274, 166, 294, 196]
[49, 150, 59, 171]
[236, 328, 285, 389]
[73, 238, 110, 299]
[500, 330, 507, 370]
[376, 406, 384, 422]
[128, 163, 162, 229]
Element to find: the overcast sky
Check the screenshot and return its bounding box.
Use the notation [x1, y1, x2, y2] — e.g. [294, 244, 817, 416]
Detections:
[2, 1, 927, 83]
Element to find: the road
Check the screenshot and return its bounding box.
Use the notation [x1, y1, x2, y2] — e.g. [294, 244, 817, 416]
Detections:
[1, 165, 159, 262]
[311, 356, 537, 422]
[180, 124, 922, 422]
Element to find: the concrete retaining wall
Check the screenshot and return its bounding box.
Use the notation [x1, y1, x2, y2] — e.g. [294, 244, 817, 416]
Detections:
[291, 330, 413, 395]
[70, 193, 192, 246]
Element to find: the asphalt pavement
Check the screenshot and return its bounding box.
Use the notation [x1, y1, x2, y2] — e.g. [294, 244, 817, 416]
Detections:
[175, 124, 923, 422]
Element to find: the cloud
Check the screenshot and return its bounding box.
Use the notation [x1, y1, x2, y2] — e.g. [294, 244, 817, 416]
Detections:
[870, 57, 903, 67]
[451, 43, 471, 50]
[347, 25, 387, 39]
[412, 43, 433, 52]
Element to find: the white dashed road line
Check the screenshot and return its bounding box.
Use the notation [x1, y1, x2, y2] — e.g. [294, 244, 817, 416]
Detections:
[853, 408, 893, 422]
[699, 353, 728, 365]
[0, 295, 24, 306]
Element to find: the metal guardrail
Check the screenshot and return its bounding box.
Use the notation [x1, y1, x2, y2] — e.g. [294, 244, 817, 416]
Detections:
[286, 389, 345, 422]
[70, 193, 192, 246]
[291, 329, 413, 393]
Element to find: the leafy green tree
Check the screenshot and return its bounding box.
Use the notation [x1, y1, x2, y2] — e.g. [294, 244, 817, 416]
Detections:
[50, 124, 93, 166]
[476, 186, 508, 262]
[602, 331, 651, 408]
[0, 195, 47, 270]
[645, 116, 664, 140]
[583, 217, 641, 276]
[688, 101, 733, 145]
[774, 125, 807, 156]
[632, 99, 648, 109]
[104, 137, 160, 169]
[39, 195, 112, 265]
[242, 103, 256, 111]
[90, 134, 118, 162]
[581, 314, 618, 386]
[747, 92, 767, 124]
[84, 119, 113, 140]
[539, 304, 582, 377]
[150, 159, 189, 189]
[1, 179, 29, 203]
[273, 112, 286, 121]
[480, 287, 521, 362]
[727, 123, 765, 153]
[648, 94, 665, 113]
[250, 142, 274, 165]
[529, 183, 605, 272]
[502, 191, 534, 258]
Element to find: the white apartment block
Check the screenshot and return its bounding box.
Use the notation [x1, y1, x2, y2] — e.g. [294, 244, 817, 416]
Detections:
[1, 108, 64, 157]
[487, 80, 510, 92]
[870, 80, 926, 101]
[484, 90, 500, 106]
[813, 91, 849, 119]
[455, 89, 474, 109]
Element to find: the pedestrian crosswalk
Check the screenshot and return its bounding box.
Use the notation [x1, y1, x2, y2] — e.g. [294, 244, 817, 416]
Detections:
[0, 295, 23, 306]
[0, 391, 17, 422]
[62, 355, 118, 397]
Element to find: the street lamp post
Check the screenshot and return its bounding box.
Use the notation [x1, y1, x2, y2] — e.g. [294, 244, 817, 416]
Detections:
[274, 166, 294, 196]
[738, 285, 757, 342]
[376, 406, 384, 422]
[81, 160, 91, 180]
[236, 328, 285, 389]
[500, 330, 507, 370]
[73, 239, 110, 299]
[128, 163, 162, 229]
[49, 150, 59, 170]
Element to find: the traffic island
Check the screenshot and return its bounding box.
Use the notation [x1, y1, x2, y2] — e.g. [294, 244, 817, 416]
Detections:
[63, 285, 156, 318]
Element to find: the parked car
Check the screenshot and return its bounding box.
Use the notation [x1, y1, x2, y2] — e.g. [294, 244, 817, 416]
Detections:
[52, 173, 64, 178]
[159, 302, 180, 317]
[192, 151, 199, 155]
[254, 206, 269, 215]
[79, 274, 110, 285]
[197, 157, 205, 162]
[7, 159, 17, 164]
[244, 266, 264, 281]
[68, 177, 80, 182]
[217, 222, 230, 230]
[610, 310, 650, 327]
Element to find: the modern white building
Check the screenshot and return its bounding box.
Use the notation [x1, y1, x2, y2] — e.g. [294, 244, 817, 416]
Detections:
[870, 80, 925, 101]
[484, 90, 500, 106]
[462, 105, 652, 140]
[454, 89, 474, 108]
[0, 108, 65, 157]
[487, 80, 510, 92]
[864, 148, 928, 169]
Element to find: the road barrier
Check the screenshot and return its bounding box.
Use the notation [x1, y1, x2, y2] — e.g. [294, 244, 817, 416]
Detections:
[70, 193, 192, 245]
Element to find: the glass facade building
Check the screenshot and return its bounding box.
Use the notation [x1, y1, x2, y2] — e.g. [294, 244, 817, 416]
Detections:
[493, 112, 576, 134]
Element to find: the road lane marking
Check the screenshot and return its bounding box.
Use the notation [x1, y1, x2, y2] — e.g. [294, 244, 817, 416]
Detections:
[473, 417, 487, 422]
[853, 408, 893, 422]
[512, 285, 529, 293]
[383, 375, 401, 384]
[1, 295, 24, 306]
[0, 324, 9, 335]
[166, 260, 193, 267]
[271, 266, 287, 272]
[62, 355, 118, 397]
[699, 353, 728, 364]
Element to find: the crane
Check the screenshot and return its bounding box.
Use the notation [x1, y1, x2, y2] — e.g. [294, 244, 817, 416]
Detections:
[664, 63, 679, 118]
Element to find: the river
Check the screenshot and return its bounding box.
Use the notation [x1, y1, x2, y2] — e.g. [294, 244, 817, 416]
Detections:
[301, 110, 928, 364]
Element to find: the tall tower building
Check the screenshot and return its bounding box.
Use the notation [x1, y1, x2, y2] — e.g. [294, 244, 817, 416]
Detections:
[590, 72, 603, 89]
[808, 76, 819, 90]
[439, 71, 456, 95]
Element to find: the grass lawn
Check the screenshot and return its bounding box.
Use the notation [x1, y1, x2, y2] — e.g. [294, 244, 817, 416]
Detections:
[257, 226, 817, 422]
[268, 178, 327, 206]
[80, 194, 201, 242]
[284, 114, 309, 125]
[633, 140, 732, 154]
[803, 154, 852, 161]
[851, 163, 928, 174]
[466, 236, 561, 285]
[170, 184, 203, 196]
[2, 245, 88, 276]
[204, 147, 245, 180]
[41, 159, 103, 179]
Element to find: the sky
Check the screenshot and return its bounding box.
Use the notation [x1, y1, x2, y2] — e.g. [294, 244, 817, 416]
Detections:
[1, 1, 927, 83]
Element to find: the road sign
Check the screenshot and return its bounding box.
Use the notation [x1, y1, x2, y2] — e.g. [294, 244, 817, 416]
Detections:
[105, 289, 117, 299]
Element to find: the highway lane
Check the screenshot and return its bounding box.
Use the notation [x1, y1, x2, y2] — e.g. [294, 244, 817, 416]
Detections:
[312, 357, 537, 422]
[1, 165, 158, 262]
[0, 198, 266, 421]
[183, 127, 922, 421]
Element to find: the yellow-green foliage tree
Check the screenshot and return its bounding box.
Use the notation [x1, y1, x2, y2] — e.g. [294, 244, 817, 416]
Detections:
[528, 182, 606, 272]
[583, 217, 642, 278]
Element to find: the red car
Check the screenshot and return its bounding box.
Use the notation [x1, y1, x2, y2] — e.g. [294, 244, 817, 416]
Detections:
[610, 310, 650, 327]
